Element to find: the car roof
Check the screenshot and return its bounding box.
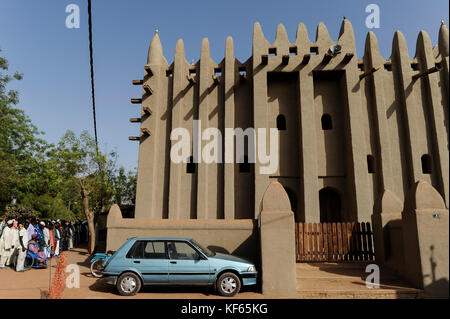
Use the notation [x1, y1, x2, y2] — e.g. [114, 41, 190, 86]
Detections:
[126, 237, 193, 241]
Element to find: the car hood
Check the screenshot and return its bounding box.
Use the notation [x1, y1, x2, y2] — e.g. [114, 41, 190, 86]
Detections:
[209, 252, 253, 265]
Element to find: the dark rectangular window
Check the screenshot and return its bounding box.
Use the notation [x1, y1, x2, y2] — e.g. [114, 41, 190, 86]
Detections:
[321, 114, 332, 130]
[187, 156, 196, 174]
[239, 156, 251, 173]
[421, 154, 432, 174]
[214, 68, 222, 77]
[289, 46, 298, 56]
[367, 155, 376, 174]
[310, 46, 319, 55]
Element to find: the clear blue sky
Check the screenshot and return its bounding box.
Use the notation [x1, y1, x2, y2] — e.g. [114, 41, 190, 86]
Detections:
[1, 0, 448, 171]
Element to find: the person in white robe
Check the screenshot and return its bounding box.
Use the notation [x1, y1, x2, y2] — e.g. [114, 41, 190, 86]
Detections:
[54, 223, 61, 256]
[0, 217, 5, 237]
[15, 221, 28, 272]
[41, 221, 50, 257]
[68, 223, 73, 250]
[8, 220, 19, 266]
[0, 220, 15, 268]
[27, 219, 36, 241]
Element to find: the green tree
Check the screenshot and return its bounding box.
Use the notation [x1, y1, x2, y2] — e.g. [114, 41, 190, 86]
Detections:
[112, 167, 137, 206]
[0, 49, 48, 211]
[3, 204, 37, 220]
[0, 49, 138, 252]
[49, 130, 116, 253]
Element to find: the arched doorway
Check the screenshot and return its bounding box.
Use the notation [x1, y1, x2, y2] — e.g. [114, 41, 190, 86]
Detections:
[319, 188, 342, 222]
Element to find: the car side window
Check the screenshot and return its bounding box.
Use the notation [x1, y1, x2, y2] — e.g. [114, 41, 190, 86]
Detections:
[126, 241, 144, 259]
[143, 241, 167, 259]
[126, 241, 167, 259]
[167, 241, 199, 260]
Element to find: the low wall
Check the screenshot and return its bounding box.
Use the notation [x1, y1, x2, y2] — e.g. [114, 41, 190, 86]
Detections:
[106, 205, 259, 264]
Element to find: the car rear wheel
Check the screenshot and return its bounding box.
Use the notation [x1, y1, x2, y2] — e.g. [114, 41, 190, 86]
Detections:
[116, 272, 141, 296]
[217, 272, 241, 297]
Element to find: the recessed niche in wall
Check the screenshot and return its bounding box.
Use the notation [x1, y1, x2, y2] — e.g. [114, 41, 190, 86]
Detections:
[166, 69, 173, 77]
[214, 68, 222, 77]
[289, 46, 298, 56]
[411, 63, 420, 71]
[187, 156, 196, 174]
[384, 63, 392, 71]
[321, 114, 332, 130]
[367, 155, 376, 174]
[277, 114, 287, 131]
[189, 68, 197, 75]
[421, 154, 432, 174]
[268, 47, 277, 56]
[239, 156, 250, 173]
[267, 71, 300, 177]
[310, 46, 319, 55]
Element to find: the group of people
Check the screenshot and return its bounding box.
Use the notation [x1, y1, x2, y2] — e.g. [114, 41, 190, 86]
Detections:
[0, 218, 88, 272]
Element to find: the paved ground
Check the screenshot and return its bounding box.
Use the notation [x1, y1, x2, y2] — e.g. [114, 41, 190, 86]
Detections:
[0, 246, 264, 299]
[0, 247, 421, 299]
[296, 262, 422, 299]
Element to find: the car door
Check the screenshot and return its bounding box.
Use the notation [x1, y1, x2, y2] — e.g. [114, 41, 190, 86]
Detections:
[167, 241, 211, 285]
[127, 240, 169, 285]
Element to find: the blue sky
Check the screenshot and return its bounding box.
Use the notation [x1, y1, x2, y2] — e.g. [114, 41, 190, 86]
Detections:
[0, 0, 448, 171]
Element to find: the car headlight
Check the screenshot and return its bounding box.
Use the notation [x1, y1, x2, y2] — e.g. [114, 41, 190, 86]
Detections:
[247, 266, 256, 272]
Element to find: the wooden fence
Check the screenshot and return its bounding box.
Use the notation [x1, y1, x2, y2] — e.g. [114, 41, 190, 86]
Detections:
[295, 222, 374, 262]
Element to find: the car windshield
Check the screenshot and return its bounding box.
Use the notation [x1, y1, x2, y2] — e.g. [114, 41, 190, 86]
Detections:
[190, 239, 215, 257]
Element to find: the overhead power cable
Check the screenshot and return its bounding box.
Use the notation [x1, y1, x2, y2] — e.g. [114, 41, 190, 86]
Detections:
[87, 0, 98, 151]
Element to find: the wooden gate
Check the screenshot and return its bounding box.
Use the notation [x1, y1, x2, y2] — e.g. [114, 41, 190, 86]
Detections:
[295, 222, 374, 262]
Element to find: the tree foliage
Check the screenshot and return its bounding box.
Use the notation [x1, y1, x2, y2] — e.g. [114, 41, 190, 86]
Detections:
[0, 48, 48, 211]
[0, 50, 137, 227]
[3, 204, 37, 220]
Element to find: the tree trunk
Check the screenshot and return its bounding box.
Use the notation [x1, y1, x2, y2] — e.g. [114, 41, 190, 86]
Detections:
[81, 187, 96, 254]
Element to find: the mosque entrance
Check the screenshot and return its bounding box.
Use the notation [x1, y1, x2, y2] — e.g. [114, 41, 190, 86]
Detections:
[294, 187, 374, 262]
[319, 187, 342, 223]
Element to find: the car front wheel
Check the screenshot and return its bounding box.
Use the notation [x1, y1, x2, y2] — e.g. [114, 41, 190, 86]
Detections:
[116, 272, 141, 296]
[217, 272, 241, 297]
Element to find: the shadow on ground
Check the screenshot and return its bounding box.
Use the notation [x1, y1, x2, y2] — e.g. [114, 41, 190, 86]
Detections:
[88, 278, 258, 297]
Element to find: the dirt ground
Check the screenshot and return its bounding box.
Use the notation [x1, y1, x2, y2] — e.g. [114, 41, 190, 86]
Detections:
[1, 246, 420, 299]
[0, 246, 264, 299]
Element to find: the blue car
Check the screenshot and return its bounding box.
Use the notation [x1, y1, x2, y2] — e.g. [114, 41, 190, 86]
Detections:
[102, 237, 258, 297]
